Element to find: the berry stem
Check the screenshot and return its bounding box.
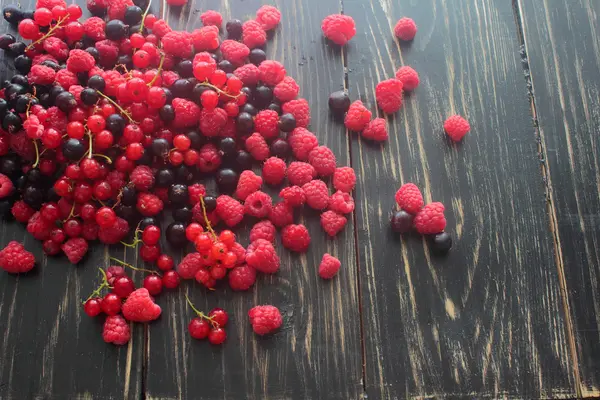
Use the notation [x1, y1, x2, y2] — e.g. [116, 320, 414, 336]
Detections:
[96, 90, 135, 124]
[32, 139, 40, 168]
[109, 256, 159, 275]
[92, 154, 113, 164]
[26, 15, 70, 51]
[86, 131, 93, 159]
[138, 0, 152, 34]
[199, 81, 241, 99]
[184, 294, 213, 322]
[146, 52, 165, 88]
[83, 268, 113, 303]
[119, 229, 142, 248]
[200, 196, 217, 240]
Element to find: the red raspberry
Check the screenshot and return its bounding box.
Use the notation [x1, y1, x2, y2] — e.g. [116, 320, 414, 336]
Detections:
[130, 165, 154, 191]
[246, 239, 280, 273]
[37, 0, 67, 8]
[98, 217, 129, 244]
[288, 127, 318, 161]
[10, 131, 35, 160]
[256, 5, 281, 30]
[0, 173, 14, 198]
[258, 60, 286, 86]
[344, 100, 371, 131]
[262, 157, 286, 185]
[220, 40, 250, 66]
[27, 212, 53, 241]
[244, 190, 273, 218]
[362, 118, 389, 142]
[250, 220, 276, 243]
[151, 19, 172, 38]
[279, 186, 305, 208]
[395, 66, 419, 91]
[254, 109, 279, 140]
[376, 79, 403, 114]
[11, 200, 35, 223]
[172, 98, 201, 128]
[200, 10, 222, 27]
[319, 253, 341, 279]
[191, 26, 219, 51]
[248, 305, 282, 335]
[245, 132, 270, 161]
[395, 183, 424, 215]
[235, 170, 262, 201]
[162, 31, 193, 58]
[55, 69, 79, 89]
[216, 195, 244, 227]
[242, 20, 267, 49]
[394, 17, 417, 41]
[122, 288, 162, 322]
[67, 49, 96, 73]
[95, 40, 120, 66]
[302, 180, 329, 210]
[308, 145, 336, 177]
[61, 237, 88, 264]
[197, 143, 222, 173]
[444, 115, 470, 142]
[177, 252, 203, 279]
[0, 241, 35, 274]
[43, 37, 69, 61]
[32, 54, 58, 66]
[107, 0, 132, 20]
[102, 70, 126, 97]
[82, 221, 99, 241]
[188, 183, 206, 204]
[333, 167, 356, 193]
[414, 202, 446, 234]
[321, 14, 356, 45]
[199, 107, 228, 136]
[287, 161, 316, 186]
[281, 224, 310, 252]
[329, 190, 355, 214]
[274, 76, 299, 102]
[233, 63, 260, 86]
[28, 64, 56, 85]
[320, 211, 347, 237]
[282, 98, 310, 128]
[269, 202, 294, 227]
[166, 0, 186, 5]
[103, 315, 130, 345]
[137, 193, 164, 216]
[83, 17, 106, 41]
[228, 264, 256, 291]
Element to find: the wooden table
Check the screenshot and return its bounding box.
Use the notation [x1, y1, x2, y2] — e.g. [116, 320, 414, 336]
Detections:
[1, 0, 599, 398]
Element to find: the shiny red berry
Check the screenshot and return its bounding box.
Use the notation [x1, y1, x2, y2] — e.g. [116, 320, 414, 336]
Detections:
[143, 275, 163, 295]
[208, 308, 228, 327]
[208, 327, 226, 345]
[157, 254, 174, 271]
[95, 206, 117, 228]
[162, 270, 180, 289]
[101, 293, 122, 315]
[142, 225, 161, 245]
[188, 318, 210, 339]
[84, 298, 103, 317]
[112, 276, 135, 298]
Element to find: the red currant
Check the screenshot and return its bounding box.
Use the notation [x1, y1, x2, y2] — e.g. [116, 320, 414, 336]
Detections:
[33, 8, 53, 26]
[80, 158, 101, 180]
[18, 19, 40, 40]
[188, 318, 210, 339]
[208, 308, 228, 327]
[194, 233, 213, 252]
[66, 4, 83, 20]
[63, 218, 83, 237]
[210, 265, 226, 280]
[173, 134, 191, 151]
[140, 244, 160, 262]
[39, 159, 56, 175]
[130, 33, 145, 48]
[133, 50, 151, 68]
[93, 180, 112, 200]
[169, 150, 184, 166]
[143, 275, 163, 295]
[218, 230, 235, 247]
[64, 21, 84, 41]
[208, 327, 226, 345]
[162, 270, 180, 289]
[142, 225, 161, 245]
[87, 115, 106, 133]
[211, 241, 227, 260]
[226, 76, 243, 93]
[147, 87, 167, 109]
[40, 202, 60, 222]
[185, 223, 203, 242]
[222, 251, 237, 268]
[126, 143, 144, 161]
[42, 128, 62, 149]
[80, 203, 97, 221]
[49, 228, 66, 243]
[201, 90, 219, 109]
[101, 293, 122, 315]
[156, 254, 174, 271]
[84, 298, 103, 317]
[112, 276, 135, 298]
[67, 121, 85, 139]
[183, 149, 199, 166]
[126, 77, 149, 102]
[223, 102, 239, 117]
[95, 206, 117, 228]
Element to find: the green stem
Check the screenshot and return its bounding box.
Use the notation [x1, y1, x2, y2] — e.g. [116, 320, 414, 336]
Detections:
[138, 0, 152, 34]
[184, 294, 212, 320]
[147, 52, 166, 87]
[109, 257, 159, 275]
[26, 15, 70, 51]
[200, 196, 218, 240]
[96, 91, 135, 123]
[32, 139, 40, 168]
[83, 268, 113, 303]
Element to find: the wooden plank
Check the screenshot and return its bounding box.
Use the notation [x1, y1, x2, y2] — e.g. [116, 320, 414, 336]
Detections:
[143, 0, 363, 399]
[517, 0, 600, 396]
[344, 0, 576, 398]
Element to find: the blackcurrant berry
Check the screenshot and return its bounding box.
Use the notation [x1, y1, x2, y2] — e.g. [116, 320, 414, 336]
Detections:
[390, 210, 413, 233]
[329, 90, 351, 115]
[430, 232, 452, 255]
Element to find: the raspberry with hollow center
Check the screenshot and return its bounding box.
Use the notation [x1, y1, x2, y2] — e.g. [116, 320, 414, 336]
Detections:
[244, 190, 273, 219]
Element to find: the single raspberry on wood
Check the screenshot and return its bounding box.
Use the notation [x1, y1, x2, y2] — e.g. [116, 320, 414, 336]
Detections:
[200, 9, 222, 27]
[228, 264, 257, 291]
[308, 145, 336, 177]
[0, 241, 35, 274]
[269, 202, 294, 228]
[122, 288, 162, 322]
[319, 253, 341, 279]
[281, 224, 311, 253]
[246, 239, 280, 273]
[262, 157, 287, 185]
[344, 100, 372, 132]
[329, 190, 355, 214]
[250, 220, 277, 243]
[376, 79, 403, 114]
[321, 14, 356, 45]
[216, 195, 244, 227]
[288, 161, 317, 186]
[242, 20, 267, 49]
[248, 305, 282, 335]
[288, 127, 318, 161]
[395, 183, 424, 215]
[279, 186, 306, 208]
[444, 115, 470, 142]
[302, 180, 329, 210]
[395, 66, 420, 91]
[414, 202, 447, 234]
[320, 210, 347, 237]
[244, 190, 273, 219]
[103, 315, 131, 346]
[236, 170, 263, 201]
[282, 98, 310, 128]
[333, 167, 356, 193]
[394, 17, 417, 41]
[256, 5, 281, 30]
[362, 118, 389, 142]
[62, 237, 88, 264]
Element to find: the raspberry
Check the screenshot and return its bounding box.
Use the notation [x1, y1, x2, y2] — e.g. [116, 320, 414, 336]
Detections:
[281, 224, 310, 252]
[95, 40, 120, 66]
[444, 115, 470, 142]
[43, 37, 69, 60]
[166, 0, 186, 5]
[395, 66, 419, 91]
[130, 165, 154, 191]
[329, 190, 355, 214]
[319, 254, 341, 279]
[32, 54, 58, 66]
[55, 69, 79, 89]
[321, 14, 356, 45]
[254, 109, 279, 140]
[228, 264, 256, 291]
[151, 19, 172, 38]
[256, 5, 281, 30]
[61, 237, 88, 264]
[394, 17, 417, 41]
[250, 220, 277, 243]
[200, 10, 222, 27]
[220, 40, 250, 66]
[320, 210, 347, 237]
[191, 26, 219, 51]
[246, 239, 280, 273]
[362, 118, 389, 142]
[287, 161, 316, 186]
[279, 186, 305, 208]
[376, 79, 403, 114]
[67, 49, 96, 73]
[413, 202, 446, 234]
[172, 98, 201, 128]
[11, 200, 35, 223]
[245, 132, 270, 161]
[199, 107, 228, 136]
[197, 143, 222, 173]
[162, 31, 193, 58]
[98, 217, 129, 244]
[188, 183, 206, 204]
[395, 183, 424, 215]
[137, 193, 164, 216]
[27, 212, 53, 241]
[233, 63, 260, 86]
[333, 167, 356, 193]
[107, 0, 132, 20]
[103, 315, 131, 345]
[122, 288, 162, 322]
[0, 173, 14, 198]
[0, 241, 35, 274]
[273, 76, 299, 102]
[83, 17, 106, 41]
[177, 252, 203, 279]
[262, 157, 286, 185]
[302, 180, 329, 210]
[288, 127, 318, 161]
[269, 202, 294, 228]
[37, 0, 67, 8]
[28, 64, 56, 85]
[308, 145, 336, 177]
[242, 20, 267, 49]
[258, 60, 286, 86]
[216, 195, 244, 227]
[344, 100, 371, 131]
[235, 170, 262, 201]
[244, 190, 273, 218]
[282, 98, 310, 128]
[82, 221, 99, 241]
[248, 305, 282, 335]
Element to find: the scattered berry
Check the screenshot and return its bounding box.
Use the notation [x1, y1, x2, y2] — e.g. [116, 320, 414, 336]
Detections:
[0, 241, 35, 274]
[444, 115, 470, 142]
[394, 17, 417, 41]
[281, 224, 310, 252]
[248, 305, 282, 335]
[122, 288, 162, 322]
[320, 211, 347, 237]
[395, 183, 424, 215]
[395, 66, 419, 91]
[318, 253, 341, 279]
[321, 14, 356, 45]
[414, 202, 446, 234]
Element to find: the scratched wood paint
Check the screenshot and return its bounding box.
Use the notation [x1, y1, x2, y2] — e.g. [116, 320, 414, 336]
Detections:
[143, 0, 363, 399]
[517, 0, 600, 397]
[344, 0, 576, 398]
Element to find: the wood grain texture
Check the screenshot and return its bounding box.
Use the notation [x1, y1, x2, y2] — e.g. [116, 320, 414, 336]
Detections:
[517, 0, 600, 396]
[344, 0, 576, 398]
[143, 1, 363, 399]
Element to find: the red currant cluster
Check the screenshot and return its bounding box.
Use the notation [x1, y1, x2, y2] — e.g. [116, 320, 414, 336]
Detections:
[186, 295, 228, 345]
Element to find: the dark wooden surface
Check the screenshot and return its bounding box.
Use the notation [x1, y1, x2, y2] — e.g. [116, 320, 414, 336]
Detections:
[0, 0, 599, 398]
